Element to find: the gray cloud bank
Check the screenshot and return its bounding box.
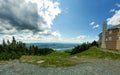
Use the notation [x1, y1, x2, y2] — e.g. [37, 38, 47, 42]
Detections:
[0, 0, 61, 35]
[0, 0, 46, 34]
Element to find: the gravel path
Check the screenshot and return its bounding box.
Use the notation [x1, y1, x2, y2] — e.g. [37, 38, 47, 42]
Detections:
[0, 59, 120, 75]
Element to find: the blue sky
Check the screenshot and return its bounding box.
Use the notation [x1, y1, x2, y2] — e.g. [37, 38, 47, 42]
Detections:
[0, 0, 120, 43]
[52, 0, 120, 42]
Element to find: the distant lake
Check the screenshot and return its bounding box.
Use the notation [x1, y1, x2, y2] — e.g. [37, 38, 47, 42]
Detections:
[26, 43, 80, 50]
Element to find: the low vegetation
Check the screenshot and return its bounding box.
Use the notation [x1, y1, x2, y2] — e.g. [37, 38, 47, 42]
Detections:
[0, 36, 54, 60]
[19, 47, 120, 67]
[70, 40, 98, 55]
[20, 52, 76, 67]
[76, 47, 120, 60]
[0, 37, 120, 67]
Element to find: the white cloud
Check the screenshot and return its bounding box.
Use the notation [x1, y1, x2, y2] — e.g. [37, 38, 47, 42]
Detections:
[89, 22, 95, 25]
[0, 33, 99, 44]
[89, 21, 99, 29]
[0, 0, 62, 43]
[110, 9, 116, 12]
[76, 35, 87, 40]
[51, 31, 61, 38]
[92, 24, 99, 29]
[107, 10, 120, 25]
[32, 0, 61, 28]
[0, 0, 61, 33]
[2, 31, 62, 43]
[58, 35, 90, 43]
[116, 3, 120, 7]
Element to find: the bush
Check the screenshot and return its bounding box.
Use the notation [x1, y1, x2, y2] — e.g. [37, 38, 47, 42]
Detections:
[27, 45, 54, 55]
[0, 52, 21, 60]
[91, 40, 98, 47]
[38, 48, 54, 55]
[70, 41, 98, 55]
[0, 36, 55, 60]
[71, 42, 91, 55]
[65, 50, 72, 53]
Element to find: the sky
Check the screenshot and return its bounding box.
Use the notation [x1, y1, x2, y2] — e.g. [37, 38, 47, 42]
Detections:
[0, 0, 120, 43]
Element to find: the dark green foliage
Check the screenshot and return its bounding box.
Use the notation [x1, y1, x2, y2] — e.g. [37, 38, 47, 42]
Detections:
[71, 40, 98, 55]
[38, 48, 54, 55]
[91, 40, 98, 47]
[0, 37, 26, 60]
[65, 50, 72, 53]
[71, 42, 91, 55]
[2, 39, 6, 46]
[0, 36, 54, 60]
[29, 45, 36, 55]
[28, 45, 54, 55]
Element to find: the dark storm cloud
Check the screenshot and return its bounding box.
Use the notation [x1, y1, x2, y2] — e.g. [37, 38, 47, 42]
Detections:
[0, 0, 46, 34]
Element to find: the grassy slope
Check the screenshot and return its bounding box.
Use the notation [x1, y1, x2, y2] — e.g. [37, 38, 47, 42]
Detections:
[20, 52, 77, 67]
[19, 47, 120, 67]
[76, 47, 120, 60]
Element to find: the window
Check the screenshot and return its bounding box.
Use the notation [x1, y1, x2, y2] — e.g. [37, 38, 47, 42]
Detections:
[118, 36, 120, 40]
[106, 38, 108, 41]
[109, 30, 112, 34]
[108, 37, 112, 41]
[118, 29, 120, 32]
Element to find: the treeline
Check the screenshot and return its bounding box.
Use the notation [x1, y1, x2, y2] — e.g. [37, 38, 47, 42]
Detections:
[70, 40, 98, 55]
[0, 37, 54, 60]
[0, 36, 98, 60]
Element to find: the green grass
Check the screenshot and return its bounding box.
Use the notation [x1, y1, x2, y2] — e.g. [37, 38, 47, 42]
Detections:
[76, 47, 120, 60]
[17, 47, 120, 67]
[20, 51, 81, 67]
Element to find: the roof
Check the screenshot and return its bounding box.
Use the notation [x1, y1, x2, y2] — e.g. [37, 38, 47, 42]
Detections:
[98, 24, 120, 37]
[108, 24, 120, 30]
[113, 24, 120, 28]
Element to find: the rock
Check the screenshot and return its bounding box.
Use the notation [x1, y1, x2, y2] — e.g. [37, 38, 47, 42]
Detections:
[71, 56, 78, 59]
[37, 60, 44, 64]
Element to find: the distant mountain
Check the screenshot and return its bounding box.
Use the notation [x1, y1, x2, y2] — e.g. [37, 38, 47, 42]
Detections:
[26, 43, 80, 50]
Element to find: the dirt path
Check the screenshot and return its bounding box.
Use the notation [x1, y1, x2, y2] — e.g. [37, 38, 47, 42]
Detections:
[0, 59, 120, 75]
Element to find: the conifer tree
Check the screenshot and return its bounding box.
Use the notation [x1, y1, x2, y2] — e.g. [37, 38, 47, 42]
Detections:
[12, 36, 16, 44]
[2, 39, 6, 46]
[7, 39, 10, 45]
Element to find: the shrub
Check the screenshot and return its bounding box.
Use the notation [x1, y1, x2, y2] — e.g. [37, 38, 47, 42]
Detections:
[70, 40, 98, 55]
[0, 36, 55, 60]
[71, 42, 91, 55]
[91, 40, 98, 47]
[38, 48, 54, 55]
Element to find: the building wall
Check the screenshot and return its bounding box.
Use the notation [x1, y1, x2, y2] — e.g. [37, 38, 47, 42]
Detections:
[99, 24, 120, 50]
[116, 31, 120, 50]
[106, 41, 117, 50]
[105, 28, 120, 50]
[116, 40, 120, 50]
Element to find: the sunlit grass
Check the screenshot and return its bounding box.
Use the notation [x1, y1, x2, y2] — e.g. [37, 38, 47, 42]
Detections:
[76, 47, 120, 60]
[19, 51, 81, 67]
[15, 47, 120, 67]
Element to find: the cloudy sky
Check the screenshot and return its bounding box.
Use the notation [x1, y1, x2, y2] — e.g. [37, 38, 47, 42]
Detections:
[0, 0, 120, 43]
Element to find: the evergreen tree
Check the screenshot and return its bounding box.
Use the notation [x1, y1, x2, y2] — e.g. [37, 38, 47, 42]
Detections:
[0, 36, 54, 60]
[2, 39, 6, 46]
[12, 36, 16, 45]
[91, 40, 98, 47]
[7, 39, 10, 45]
